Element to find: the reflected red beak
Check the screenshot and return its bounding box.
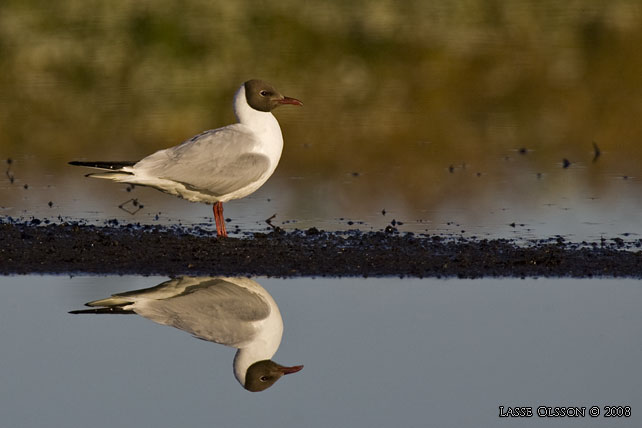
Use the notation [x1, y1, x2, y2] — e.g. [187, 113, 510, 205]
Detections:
[278, 96, 303, 106]
[280, 364, 304, 375]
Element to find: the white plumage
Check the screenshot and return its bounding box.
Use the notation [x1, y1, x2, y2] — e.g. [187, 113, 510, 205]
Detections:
[72, 276, 303, 391]
[70, 80, 302, 237]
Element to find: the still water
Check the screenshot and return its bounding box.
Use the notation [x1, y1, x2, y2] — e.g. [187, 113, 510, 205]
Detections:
[1, 275, 640, 427]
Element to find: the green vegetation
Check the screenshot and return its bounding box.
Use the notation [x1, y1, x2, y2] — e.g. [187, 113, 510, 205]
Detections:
[1, 0, 641, 209]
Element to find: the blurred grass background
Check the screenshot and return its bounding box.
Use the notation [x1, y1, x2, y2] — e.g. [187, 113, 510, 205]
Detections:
[1, 0, 641, 216]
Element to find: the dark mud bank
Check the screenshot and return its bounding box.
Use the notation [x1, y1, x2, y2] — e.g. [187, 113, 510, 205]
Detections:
[1, 221, 641, 277]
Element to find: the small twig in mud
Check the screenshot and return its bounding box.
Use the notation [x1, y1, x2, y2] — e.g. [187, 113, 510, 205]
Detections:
[592, 142, 601, 162]
[6, 158, 14, 183]
[119, 198, 144, 215]
[265, 213, 277, 229]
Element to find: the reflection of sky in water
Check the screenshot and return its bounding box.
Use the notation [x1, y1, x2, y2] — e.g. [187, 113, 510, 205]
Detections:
[1, 276, 641, 427]
[1, 156, 640, 242]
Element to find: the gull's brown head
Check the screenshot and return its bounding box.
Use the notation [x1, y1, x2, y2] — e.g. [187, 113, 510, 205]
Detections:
[244, 79, 303, 112]
[244, 359, 304, 392]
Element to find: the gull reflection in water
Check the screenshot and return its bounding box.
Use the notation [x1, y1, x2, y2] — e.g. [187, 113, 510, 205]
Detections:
[70, 276, 303, 392]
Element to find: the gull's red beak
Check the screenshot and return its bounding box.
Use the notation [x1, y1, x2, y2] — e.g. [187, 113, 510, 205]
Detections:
[279, 364, 304, 375]
[278, 96, 303, 106]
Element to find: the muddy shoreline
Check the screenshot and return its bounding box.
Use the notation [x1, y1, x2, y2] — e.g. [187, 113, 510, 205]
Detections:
[1, 220, 641, 277]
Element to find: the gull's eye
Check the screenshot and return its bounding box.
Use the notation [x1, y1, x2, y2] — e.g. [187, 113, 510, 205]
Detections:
[260, 90, 269, 97]
[260, 376, 269, 382]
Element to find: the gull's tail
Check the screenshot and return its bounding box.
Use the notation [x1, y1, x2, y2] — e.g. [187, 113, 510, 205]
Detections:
[68, 160, 137, 180]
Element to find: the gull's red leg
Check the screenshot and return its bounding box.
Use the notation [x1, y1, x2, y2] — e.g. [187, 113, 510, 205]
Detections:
[212, 204, 220, 234]
[213, 201, 228, 238]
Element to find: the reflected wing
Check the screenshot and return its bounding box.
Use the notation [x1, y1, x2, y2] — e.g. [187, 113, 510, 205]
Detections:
[134, 125, 270, 197]
[132, 278, 271, 346]
[83, 277, 209, 309]
[107, 277, 204, 300]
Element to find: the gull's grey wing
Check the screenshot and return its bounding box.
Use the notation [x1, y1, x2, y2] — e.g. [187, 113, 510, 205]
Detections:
[109, 277, 211, 301]
[132, 278, 272, 346]
[134, 124, 271, 197]
[80, 277, 201, 309]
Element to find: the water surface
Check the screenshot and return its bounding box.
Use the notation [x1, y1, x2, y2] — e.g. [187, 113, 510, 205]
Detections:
[1, 275, 640, 427]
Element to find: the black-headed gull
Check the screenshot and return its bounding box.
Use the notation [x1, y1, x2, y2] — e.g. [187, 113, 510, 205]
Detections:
[70, 79, 302, 237]
[70, 276, 303, 392]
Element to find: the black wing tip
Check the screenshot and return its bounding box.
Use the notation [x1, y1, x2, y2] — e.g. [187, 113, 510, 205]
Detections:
[69, 308, 134, 315]
[68, 161, 138, 170]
